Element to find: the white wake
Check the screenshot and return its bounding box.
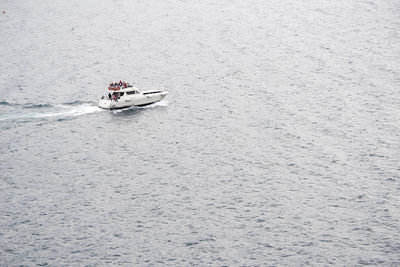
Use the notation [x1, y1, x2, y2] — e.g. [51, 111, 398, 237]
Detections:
[0, 104, 103, 122]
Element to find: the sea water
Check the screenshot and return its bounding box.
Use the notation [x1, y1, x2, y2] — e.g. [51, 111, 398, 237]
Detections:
[0, 0, 399, 265]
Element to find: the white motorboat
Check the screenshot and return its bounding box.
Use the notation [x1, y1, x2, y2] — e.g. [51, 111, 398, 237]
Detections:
[98, 82, 168, 110]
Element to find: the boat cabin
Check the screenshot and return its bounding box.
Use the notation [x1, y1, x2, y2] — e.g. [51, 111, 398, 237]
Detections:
[101, 85, 141, 101]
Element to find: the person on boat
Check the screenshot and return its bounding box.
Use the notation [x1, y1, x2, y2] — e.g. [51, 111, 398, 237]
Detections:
[112, 94, 117, 101]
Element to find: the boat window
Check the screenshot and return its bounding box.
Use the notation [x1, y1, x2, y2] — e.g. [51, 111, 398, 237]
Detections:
[126, 91, 136, 95]
[119, 92, 124, 96]
[143, 91, 161, 95]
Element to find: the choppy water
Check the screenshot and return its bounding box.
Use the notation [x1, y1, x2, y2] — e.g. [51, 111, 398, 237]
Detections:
[1, 0, 400, 265]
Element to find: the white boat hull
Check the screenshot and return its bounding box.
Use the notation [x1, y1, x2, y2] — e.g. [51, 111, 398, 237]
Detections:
[99, 91, 168, 110]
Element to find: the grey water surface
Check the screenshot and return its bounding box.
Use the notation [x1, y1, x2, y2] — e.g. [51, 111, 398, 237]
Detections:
[1, 0, 400, 265]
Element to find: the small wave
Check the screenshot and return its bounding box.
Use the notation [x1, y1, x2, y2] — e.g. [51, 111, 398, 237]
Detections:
[0, 101, 11, 106]
[23, 103, 53, 109]
[62, 100, 96, 106]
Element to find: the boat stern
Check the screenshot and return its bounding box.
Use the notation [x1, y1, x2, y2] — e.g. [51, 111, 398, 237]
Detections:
[98, 99, 112, 109]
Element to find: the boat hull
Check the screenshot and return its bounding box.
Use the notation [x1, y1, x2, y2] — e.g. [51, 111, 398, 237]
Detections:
[99, 92, 167, 110]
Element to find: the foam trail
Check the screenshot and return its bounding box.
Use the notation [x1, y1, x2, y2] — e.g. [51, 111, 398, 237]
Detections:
[33, 105, 102, 118]
[0, 104, 102, 121]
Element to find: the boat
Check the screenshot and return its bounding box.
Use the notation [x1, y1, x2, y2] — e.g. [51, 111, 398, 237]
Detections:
[98, 81, 168, 110]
